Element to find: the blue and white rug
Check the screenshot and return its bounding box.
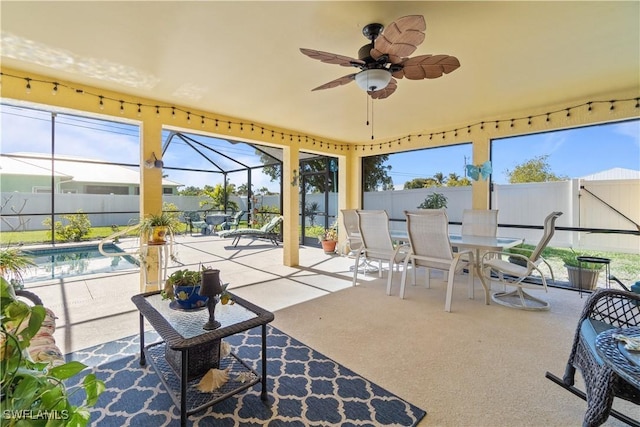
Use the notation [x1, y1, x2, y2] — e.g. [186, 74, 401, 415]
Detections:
[66, 325, 426, 426]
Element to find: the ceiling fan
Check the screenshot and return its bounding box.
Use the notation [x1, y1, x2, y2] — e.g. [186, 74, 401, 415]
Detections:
[300, 15, 460, 99]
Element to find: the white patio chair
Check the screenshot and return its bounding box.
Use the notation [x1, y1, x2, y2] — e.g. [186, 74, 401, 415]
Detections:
[460, 209, 499, 287]
[352, 210, 408, 295]
[461, 209, 498, 237]
[341, 209, 362, 256]
[400, 209, 474, 312]
[481, 211, 563, 311]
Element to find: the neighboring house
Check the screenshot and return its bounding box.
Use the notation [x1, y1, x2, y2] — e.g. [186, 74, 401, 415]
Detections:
[0, 153, 181, 194]
[580, 167, 640, 181]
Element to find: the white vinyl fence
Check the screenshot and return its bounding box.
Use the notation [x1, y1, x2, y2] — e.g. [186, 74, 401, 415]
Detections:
[1, 178, 638, 253]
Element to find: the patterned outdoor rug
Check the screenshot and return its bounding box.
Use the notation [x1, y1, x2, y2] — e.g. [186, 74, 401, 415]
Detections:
[66, 325, 426, 426]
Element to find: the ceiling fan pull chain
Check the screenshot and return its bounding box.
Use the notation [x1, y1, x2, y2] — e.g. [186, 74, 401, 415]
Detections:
[371, 97, 375, 140]
[366, 91, 370, 126]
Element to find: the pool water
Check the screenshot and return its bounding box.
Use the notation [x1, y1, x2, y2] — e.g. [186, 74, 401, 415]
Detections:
[22, 243, 139, 283]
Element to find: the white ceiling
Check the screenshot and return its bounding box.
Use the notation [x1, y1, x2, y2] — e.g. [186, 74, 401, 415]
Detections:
[1, 1, 639, 144]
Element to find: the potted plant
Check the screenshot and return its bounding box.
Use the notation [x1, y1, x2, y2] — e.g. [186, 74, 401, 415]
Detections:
[318, 227, 338, 254]
[162, 265, 233, 309]
[140, 211, 178, 244]
[0, 246, 36, 290]
[563, 250, 605, 290]
[0, 277, 105, 426]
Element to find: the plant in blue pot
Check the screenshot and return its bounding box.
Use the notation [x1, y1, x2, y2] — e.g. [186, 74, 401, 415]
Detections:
[163, 267, 209, 310]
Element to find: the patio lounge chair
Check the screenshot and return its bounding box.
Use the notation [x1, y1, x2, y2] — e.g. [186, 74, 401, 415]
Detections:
[218, 215, 283, 247]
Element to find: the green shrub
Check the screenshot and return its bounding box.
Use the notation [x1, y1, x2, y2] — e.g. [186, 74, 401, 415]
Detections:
[417, 193, 448, 209]
[42, 210, 92, 242]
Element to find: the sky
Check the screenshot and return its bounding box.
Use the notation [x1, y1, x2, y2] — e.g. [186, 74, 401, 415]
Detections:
[1, 104, 639, 191]
[386, 120, 640, 187]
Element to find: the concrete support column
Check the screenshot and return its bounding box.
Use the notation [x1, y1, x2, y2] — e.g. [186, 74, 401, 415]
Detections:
[472, 136, 491, 209]
[140, 120, 164, 291]
[282, 146, 300, 266]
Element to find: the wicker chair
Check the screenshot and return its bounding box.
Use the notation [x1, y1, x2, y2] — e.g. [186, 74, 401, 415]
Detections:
[400, 209, 474, 312]
[352, 210, 409, 295]
[562, 289, 640, 426]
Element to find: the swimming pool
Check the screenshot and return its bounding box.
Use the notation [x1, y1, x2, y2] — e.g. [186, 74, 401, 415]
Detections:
[22, 243, 139, 283]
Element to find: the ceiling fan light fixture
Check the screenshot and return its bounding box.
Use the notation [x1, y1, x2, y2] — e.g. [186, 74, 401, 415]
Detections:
[355, 69, 391, 92]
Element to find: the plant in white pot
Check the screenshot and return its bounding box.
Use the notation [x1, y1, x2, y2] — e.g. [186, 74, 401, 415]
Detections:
[563, 250, 605, 290]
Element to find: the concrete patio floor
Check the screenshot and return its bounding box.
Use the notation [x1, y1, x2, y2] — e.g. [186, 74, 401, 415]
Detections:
[21, 232, 636, 426]
[23, 232, 357, 355]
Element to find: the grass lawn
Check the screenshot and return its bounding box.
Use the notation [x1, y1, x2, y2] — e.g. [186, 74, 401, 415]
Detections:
[508, 244, 640, 286]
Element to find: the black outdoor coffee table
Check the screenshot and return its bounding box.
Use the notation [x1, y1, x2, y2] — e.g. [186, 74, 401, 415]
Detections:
[131, 291, 274, 427]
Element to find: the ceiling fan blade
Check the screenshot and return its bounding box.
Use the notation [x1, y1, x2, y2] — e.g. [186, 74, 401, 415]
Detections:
[311, 74, 357, 91]
[369, 78, 398, 99]
[300, 48, 365, 67]
[393, 54, 460, 80]
[371, 15, 426, 63]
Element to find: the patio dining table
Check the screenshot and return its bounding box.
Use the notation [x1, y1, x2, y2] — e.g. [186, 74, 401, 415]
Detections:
[205, 213, 230, 234]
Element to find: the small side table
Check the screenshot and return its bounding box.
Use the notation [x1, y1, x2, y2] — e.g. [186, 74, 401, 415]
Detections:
[577, 256, 610, 298]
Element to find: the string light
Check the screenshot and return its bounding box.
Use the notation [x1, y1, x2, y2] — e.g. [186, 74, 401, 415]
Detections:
[4, 72, 636, 156]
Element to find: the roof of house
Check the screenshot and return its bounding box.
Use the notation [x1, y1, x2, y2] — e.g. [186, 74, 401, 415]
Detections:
[0, 153, 182, 187]
[581, 167, 640, 181]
